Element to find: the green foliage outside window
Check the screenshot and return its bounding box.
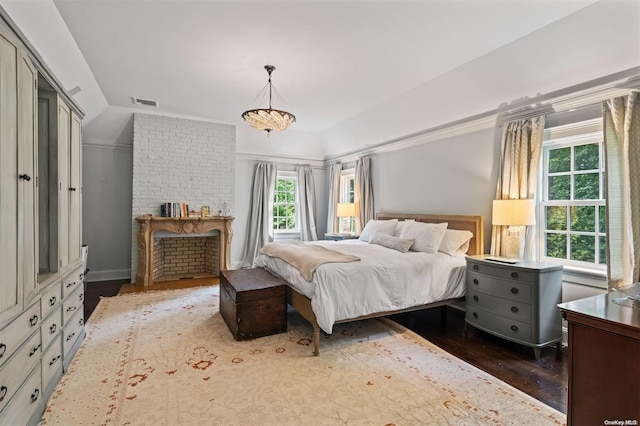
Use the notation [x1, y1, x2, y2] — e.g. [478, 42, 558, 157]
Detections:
[273, 178, 297, 231]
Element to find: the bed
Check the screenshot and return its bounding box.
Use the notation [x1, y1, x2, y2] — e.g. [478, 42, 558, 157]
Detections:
[254, 213, 484, 355]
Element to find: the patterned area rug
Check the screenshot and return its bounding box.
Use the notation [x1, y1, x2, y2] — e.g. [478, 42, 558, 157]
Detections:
[41, 286, 565, 425]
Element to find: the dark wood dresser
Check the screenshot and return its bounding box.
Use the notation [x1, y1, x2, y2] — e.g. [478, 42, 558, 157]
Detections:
[558, 292, 640, 425]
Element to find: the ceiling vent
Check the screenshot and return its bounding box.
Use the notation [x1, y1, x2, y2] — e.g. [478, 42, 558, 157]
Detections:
[132, 97, 159, 107]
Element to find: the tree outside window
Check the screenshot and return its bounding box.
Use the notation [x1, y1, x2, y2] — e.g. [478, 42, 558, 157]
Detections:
[273, 176, 297, 231]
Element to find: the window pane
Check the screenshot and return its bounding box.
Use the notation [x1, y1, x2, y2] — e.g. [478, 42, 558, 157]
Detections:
[574, 143, 599, 171]
[574, 173, 599, 200]
[546, 206, 567, 231]
[546, 233, 567, 259]
[599, 205, 606, 233]
[571, 234, 595, 263]
[571, 206, 595, 232]
[599, 236, 607, 265]
[549, 147, 571, 173]
[548, 176, 570, 200]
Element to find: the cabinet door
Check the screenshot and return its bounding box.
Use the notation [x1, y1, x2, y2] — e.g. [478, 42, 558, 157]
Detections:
[18, 51, 38, 304]
[68, 111, 82, 263]
[0, 28, 21, 324]
[57, 100, 70, 270]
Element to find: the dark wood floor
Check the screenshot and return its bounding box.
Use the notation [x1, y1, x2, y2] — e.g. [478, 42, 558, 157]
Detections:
[83, 280, 567, 414]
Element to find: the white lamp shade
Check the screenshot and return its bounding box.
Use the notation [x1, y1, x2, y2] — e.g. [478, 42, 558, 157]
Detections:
[492, 199, 536, 226]
[336, 203, 356, 217]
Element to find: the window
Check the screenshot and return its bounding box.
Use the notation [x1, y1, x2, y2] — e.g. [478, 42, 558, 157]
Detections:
[340, 168, 356, 233]
[539, 119, 606, 269]
[273, 172, 298, 232]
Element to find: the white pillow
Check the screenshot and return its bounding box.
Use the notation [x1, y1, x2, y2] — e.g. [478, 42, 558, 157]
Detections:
[438, 229, 474, 257]
[359, 219, 398, 242]
[369, 232, 414, 253]
[393, 219, 415, 237]
[399, 221, 448, 253]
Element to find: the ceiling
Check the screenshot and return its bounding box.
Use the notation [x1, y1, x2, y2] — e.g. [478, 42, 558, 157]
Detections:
[48, 0, 598, 135]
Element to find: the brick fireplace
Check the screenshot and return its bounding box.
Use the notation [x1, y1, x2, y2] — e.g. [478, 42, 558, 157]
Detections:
[152, 235, 219, 281]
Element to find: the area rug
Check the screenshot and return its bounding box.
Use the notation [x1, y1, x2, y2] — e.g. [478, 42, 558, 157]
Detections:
[41, 286, 565, 425]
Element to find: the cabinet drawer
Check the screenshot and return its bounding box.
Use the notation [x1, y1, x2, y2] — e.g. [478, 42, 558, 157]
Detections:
[466, 305, 532, 343]
[41, 310, 61, 351]
[62, 286, 84, 325]
[467, 261, 533, 283]
[62, 268, 84, 300]
[63, 310, 84, 359]
[0, 364, 42, 426]
[41, 335, 63, 391]
[0, 302, 40, 366]
[467, 272, 531, 303]
[40, 281, 62, 320]
[0, 331, 41, 413]
[466, 289, 532, 322]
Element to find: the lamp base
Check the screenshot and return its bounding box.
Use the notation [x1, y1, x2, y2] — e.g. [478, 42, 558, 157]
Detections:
[504, 234, 524, 260]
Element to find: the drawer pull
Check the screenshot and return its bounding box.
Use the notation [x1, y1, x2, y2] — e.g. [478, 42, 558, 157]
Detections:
[0, 343, 6, 359]
[31, 388, 39, 403]
[19, 173, 32, 181]
[49, 296, 57, 306]
[67, 306, 78, 312]
[29, 344, 41, 357]
[66, 281, 75, 288]
[473, 265, 479, 271]
[472, 312, 478, 319]
[0, 386, 7, 401]
[49, 355, 61, 366]
[29, 314, 39, 327]
[510, 325, 519, 332]
[473, 278, 479, 285]
[473, 295, 479, 302]
[511, 306, 519, 313]
[50, 323, 57, 334]
[511, 272, 519, 278]
[510, 287, 519, 294]
[66, 332, 76, 342]
[79, 318, 84, 326]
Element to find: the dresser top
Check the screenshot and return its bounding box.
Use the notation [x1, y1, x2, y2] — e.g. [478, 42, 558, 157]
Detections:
[467, 255, 563, 272]
[558, 291, 640, 332]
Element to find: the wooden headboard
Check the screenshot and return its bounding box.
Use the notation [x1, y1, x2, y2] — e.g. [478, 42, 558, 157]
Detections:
[376, 213, 484, 256]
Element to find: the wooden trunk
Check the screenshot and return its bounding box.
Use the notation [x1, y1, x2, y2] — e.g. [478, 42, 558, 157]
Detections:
[220, 268, 287, 341]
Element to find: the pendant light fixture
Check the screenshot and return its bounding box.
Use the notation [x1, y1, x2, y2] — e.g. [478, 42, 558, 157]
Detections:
[242, 65, 296, 134]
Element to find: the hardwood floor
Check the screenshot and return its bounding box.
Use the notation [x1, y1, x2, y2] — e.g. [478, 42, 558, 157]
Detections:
[83, 279, 567, 414]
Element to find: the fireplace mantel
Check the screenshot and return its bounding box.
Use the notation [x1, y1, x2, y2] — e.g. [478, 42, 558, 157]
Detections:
[135, 216, 234, 287]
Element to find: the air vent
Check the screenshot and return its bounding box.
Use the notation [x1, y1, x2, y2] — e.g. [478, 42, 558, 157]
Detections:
[132, 97, 159, 107]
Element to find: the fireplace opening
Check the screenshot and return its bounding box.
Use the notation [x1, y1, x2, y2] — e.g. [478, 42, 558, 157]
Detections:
[152, 235, 219, 282]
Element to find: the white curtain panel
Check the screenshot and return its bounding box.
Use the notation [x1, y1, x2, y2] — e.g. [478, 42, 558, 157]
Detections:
[296, 165, 318, 241]
[490, 116, 545, 259]
[239, 162, 276, 268]
[326, 162, 342, 234]
[355, 155, 374, 234]
[603, 93, 640, 290]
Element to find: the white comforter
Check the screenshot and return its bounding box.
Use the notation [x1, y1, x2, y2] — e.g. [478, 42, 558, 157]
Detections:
[254, 240, 467, 333]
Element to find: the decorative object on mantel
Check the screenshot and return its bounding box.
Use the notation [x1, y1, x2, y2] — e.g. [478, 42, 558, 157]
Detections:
[241, 65, 296, 134]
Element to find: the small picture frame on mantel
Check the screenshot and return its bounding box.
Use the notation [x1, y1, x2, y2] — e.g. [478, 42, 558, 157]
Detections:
[201, 206, 210, 217]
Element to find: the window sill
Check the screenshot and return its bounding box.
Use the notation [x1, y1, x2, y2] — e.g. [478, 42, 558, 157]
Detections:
[561, 265, 607, 289]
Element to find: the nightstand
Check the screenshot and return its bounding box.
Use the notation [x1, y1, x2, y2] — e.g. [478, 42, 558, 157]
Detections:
[324, 233, 359, 241]
[465, 255, 563, 360]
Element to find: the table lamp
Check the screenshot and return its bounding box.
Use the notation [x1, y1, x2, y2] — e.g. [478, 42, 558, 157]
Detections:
[336, 202, 357, 234]
[492, 199, 536, 260]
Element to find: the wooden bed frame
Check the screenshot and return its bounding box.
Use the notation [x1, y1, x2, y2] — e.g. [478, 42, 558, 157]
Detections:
[287, 213, 485, 356]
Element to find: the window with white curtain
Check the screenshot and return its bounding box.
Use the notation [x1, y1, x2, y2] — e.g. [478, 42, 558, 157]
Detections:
[538, 118, 606, 270]
[273, 171, 299, 234]
[340, 168, 356, 233]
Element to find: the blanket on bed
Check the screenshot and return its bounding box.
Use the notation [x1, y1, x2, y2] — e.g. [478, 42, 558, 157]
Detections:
[259, 241, 360, 281]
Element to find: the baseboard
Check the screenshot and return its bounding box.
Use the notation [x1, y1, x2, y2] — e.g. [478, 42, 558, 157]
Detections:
[85, 268, 132, 283]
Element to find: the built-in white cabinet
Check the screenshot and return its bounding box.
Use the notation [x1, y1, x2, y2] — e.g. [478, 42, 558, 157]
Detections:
[0, 8, 84, 425]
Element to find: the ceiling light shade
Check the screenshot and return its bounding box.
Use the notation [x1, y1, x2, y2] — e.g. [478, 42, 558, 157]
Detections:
[242, 65, 296, 133]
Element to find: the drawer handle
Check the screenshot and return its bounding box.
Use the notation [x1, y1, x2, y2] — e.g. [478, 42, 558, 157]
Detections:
[511, 306, 519, 313]
[50, 323, 57, 334]
[510, 325, 519, 332]
[19, 173, 32, 181]
[473, 295, 479, 302]
[66, 332, 76, 342]
[66, 281, 75, 288]
[31, 388, 40, 403]
[511, 272, 519, 278]
[0, 386, 7, 402]
[0, 343, 6, 359]
[49, 296, 57, 306]
[49, 355, 61, 366]
[69, 187, 77, 191]
[67, 306, 77, 312]
[79, 318, 84, 326]
[473, 265, 479, 271]
[29, 344, 41, 357]
[472, 312, 478, 319]
[510, 287, 519, 294]
[473, 278, 479, 285]
[29, 314, 39, 327]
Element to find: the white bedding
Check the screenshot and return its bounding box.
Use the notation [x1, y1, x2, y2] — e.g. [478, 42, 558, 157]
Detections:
[254, 240, 467, 333]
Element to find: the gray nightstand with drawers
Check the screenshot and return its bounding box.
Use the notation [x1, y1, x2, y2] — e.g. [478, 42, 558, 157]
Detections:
[465, 255, 563, 360]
